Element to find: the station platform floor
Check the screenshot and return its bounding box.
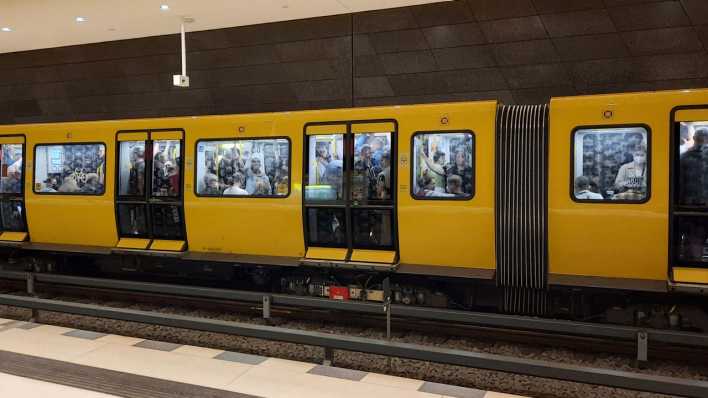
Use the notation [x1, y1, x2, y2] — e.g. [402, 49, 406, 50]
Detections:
[0, 317, 527, 398]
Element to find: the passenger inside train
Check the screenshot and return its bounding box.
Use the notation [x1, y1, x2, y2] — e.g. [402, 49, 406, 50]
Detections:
[572, 127, 648, 202]
[33, 144, 106, 194]
[412, 132, 474, 198]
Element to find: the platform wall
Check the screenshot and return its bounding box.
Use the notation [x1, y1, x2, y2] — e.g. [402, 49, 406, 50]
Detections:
[1, 0, 707, 124]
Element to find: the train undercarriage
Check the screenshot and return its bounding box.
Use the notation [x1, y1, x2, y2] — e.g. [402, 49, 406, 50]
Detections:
[3, 249, 707, 334]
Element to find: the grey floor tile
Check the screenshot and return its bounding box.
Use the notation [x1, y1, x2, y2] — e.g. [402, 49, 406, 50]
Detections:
[307, 365, 368, 381]
[133, 340, 183, 352]
[15, 322, 41, 330]
[214, 351, 268, 365]
[418, 381, 487, 398]
[63, 329, 108, 340]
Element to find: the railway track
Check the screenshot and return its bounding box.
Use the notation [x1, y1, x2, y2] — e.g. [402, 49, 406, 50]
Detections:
[0, 270, 706, 366]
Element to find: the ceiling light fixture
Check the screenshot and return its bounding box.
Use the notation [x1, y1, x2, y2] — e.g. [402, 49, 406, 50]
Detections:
[160, 4, 169, 11]
[1, 27, 11, 32]
[75, 16, 87, 22]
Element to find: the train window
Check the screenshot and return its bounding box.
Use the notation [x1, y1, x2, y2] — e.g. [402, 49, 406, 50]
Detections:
[0, 144, 23, 194]
[353, 132, 393, 202]
[33, 143, 106, 195]
[118, 141, 146, 196]
[411, 131, 474, 199]
[572, 126, 649, 202]
[305, 134, 344, 201]
[195, 138, 290, 197]
[152, 140, 181, 197]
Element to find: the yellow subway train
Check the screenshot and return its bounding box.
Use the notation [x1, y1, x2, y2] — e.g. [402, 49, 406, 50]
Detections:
[0, 88, 707, 328]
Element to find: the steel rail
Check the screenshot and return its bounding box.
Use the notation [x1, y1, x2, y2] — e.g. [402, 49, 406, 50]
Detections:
[0, 293, 706, 398]
[1, 270, 707, 350]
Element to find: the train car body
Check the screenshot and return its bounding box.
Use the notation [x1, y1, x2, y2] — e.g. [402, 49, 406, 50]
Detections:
[0, 88, 706, 328]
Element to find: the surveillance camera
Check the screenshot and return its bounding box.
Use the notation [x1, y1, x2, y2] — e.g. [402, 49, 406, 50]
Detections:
[173, 74, 190, 87]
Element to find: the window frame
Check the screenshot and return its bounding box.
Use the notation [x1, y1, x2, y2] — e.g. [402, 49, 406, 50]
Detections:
[193, 136, 292, 199]
[409, 129, 476, 201]
[32, 141, 107, 196]
[569, 124, 652, 205]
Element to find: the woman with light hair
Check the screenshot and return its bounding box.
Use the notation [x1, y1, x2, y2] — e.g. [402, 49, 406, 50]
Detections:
[245, 154, 271, 195]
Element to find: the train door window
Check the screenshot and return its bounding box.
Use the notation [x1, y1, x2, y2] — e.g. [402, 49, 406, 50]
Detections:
[411, 131, 474, 199]
[0, 142, 26, 233]
[673, 121, 708, 265]
[195, 138, 290, 197]
[118, 141, 146, 196]
[353, 132, 392, 203]
[305, 134, 344, 201]
[571, 126, 649, 202]
[152, 140, 181, 197]
[34, 143, 106, 195]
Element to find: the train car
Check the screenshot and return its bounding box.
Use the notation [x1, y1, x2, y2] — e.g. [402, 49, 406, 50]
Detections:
[0, 88, 706, 330]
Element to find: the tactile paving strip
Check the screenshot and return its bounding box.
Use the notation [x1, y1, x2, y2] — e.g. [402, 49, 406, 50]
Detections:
[0, 350, 262, 398]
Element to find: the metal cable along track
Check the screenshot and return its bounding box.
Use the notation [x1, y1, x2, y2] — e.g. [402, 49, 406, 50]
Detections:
[0, 293, 707, 398]
[495, 104, 549, 315]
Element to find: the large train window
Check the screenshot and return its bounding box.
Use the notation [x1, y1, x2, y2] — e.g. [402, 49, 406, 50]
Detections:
[33, 143, 106, 195]
[571, 126, 649, 203]
[411, 131, 474, 199]
[195, 138, 290, 197]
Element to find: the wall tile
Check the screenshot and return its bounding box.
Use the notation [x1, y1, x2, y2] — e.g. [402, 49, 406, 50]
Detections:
[622, 27, 702, 56]
[433, 45, 497, 69]
[493, 39, 559, 66]
[532, 0, 605, 14]
[410, 2, 475, 26]
[379, 51, 438, 74]
[466, 0, 536, 21]
[541, 9, 616, 37]
[552, 33, 629, 61]
[370, 29, 429, 53]
[609, 2, 690, 32]
[480, 16, 548, 42]
[422, 23, 487, 48]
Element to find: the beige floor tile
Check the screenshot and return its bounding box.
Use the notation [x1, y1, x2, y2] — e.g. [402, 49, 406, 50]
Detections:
[257, 357, 316, 373]
[73, 344, 252, 389]
[95, 334, 145, 345]
[0, 329, 108, 361]
[31, 325, 75, 335]
[0, 318, 13, 325]
[226, 364, 440, 398]
[484, 392, 528, 398]
[0, 372, 120, 398]
[361, 372, 424, 390]
[173, 344, 224, 358]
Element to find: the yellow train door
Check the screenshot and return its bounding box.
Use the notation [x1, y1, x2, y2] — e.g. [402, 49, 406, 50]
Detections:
[670, 106, 708, 289]
[114, 129, 187, 252]
[301, 120, 398, 268]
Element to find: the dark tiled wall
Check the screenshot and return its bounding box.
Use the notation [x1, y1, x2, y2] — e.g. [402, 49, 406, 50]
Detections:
[1, 0, 708, 124]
